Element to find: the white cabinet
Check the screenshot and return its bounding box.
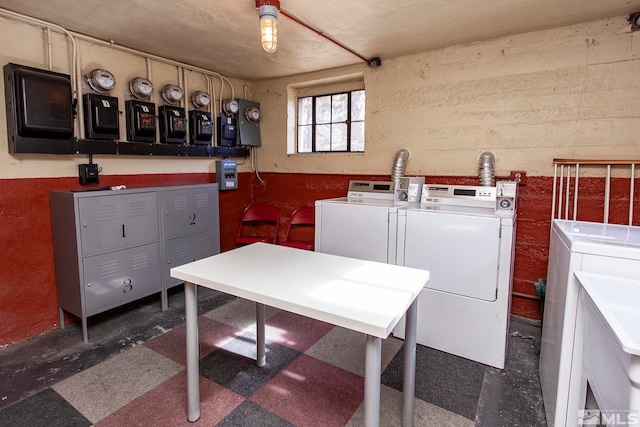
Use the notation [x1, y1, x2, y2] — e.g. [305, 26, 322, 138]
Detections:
[50, 184, 220, 342]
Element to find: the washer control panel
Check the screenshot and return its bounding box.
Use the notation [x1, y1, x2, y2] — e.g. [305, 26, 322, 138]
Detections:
[421, 184, 497, 208]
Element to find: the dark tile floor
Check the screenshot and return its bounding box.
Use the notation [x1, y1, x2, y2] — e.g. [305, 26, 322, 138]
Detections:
[0, 287, 546, 426]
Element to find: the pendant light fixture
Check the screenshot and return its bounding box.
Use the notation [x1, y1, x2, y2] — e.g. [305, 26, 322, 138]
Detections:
[256, 0, 279, 53]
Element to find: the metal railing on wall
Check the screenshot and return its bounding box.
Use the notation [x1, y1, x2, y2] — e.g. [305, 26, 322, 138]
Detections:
[552, 159, 639, 225]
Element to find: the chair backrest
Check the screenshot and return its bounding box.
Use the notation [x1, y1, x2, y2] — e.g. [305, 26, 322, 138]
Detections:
[241, 204, 280, 223]
[281, 207, 315, 249]
[235, 204, 280, 245]
[289, 206, 315, 226]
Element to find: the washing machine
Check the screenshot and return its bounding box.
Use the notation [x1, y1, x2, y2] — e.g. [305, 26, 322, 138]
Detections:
[393, 182, 517, 369]
[539, 220, 640, 427]
[314, 178, 424, 264]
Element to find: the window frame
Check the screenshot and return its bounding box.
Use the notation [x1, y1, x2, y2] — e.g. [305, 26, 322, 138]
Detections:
[295, 88, 365, 154]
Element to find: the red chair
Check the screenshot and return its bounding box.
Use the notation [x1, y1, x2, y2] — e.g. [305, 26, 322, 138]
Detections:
[234, 204, 280, 246]
[279, 207, 315, 251]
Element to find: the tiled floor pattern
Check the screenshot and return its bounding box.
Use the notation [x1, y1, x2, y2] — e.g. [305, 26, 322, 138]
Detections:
[0, 292, 546, 427]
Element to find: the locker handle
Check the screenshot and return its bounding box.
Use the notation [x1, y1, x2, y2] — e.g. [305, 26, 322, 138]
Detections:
[122, 224, 126, 238]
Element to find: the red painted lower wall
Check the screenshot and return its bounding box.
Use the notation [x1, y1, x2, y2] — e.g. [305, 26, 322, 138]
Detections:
[1, 171, 637, 347]
[0, 173, 250, 347]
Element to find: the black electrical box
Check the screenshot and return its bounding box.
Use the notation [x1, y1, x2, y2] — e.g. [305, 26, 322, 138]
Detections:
[189, 110, 213, 145]
[216, 114, 237, 147]
[78, 163, 99, 185]
[159, 105, 187, 144]
[83, 93, 119, 140]
[4, 63, 75, 153]
[125, 100, 156, 142]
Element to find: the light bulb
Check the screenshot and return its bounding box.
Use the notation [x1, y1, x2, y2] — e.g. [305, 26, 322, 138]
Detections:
[259, 5, 278, 53]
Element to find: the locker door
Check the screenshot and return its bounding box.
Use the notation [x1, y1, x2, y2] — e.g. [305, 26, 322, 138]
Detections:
[164, 231, 219, 288]
[83, 243, 162, 315]
[161, 187, 218, 239]
[79, 192, 159, 256]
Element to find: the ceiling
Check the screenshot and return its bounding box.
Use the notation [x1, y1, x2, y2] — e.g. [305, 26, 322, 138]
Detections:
[1, 0, 640, 81]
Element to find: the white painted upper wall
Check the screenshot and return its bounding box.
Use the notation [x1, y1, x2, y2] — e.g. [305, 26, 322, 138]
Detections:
[0, 14, 638, 179]
[255, 16, 640, 177]
[0, 15, 250, 179]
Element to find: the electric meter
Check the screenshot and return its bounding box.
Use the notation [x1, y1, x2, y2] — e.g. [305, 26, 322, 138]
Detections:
[86, 69, 116, 93]
[244, 106, 261, 122]
[191, 91, 211, 109]
[223, 99, 239, 115]
[160, 84, 184, 105]
[128, 77, 154, 99]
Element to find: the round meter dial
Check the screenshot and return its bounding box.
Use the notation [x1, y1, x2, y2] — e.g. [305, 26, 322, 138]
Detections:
[191, 91, 211, 109]
[86, 69, 116, 93]
[245, 106, 261, 122]
[160, 84, 184, 104]
[129, 77, 154, 99]
[223, 99, 239, 115]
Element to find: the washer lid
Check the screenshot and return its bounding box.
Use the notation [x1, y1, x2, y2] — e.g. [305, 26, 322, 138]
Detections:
[553, 219, 640, 259]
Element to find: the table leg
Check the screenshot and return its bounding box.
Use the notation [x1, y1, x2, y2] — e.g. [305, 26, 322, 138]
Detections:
[364, 335, 382, 427]
[256, 302, 266, 367]
[403, 300, 418, 427]
[185, 282, 200, 422]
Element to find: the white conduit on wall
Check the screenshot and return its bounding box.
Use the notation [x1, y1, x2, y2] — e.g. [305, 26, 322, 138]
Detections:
[0, 7, 236, 140]
[0, 8, 81, 134]
[551, 159, 640, 225]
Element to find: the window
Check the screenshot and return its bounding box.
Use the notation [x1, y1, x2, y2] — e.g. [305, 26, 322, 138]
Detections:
[296, 89, 365, 153]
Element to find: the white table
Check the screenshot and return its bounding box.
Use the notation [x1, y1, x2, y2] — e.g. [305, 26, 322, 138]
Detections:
[170, 242, 429, 426]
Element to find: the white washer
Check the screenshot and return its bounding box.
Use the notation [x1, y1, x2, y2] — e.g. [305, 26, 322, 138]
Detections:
[314, 179, 423, 264]
[393, 184, 516, 369]
[540, 220, 640, 427]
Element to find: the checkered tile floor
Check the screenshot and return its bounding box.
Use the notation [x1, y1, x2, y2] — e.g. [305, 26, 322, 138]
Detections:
[0, 290, 546, 426]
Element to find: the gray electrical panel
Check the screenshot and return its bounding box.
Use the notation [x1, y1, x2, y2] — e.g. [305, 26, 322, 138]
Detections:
[215, 159, 238, 190]
[237, 99, 261, 147]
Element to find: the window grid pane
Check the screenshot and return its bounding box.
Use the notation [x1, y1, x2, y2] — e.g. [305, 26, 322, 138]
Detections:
[316, 96, 332, 124]
[298, 97, 313, 125]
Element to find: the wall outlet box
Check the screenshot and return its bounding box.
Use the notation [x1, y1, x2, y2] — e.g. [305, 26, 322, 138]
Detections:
[79, 163, 99, 185]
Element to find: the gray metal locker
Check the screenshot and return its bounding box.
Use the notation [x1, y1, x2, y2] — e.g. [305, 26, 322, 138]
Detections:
[50, 184, 220, 341]
[158, 184, 220, 309]
[50, 188, 162, 343]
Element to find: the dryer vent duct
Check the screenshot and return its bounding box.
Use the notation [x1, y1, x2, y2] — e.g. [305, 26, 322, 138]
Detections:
[478, 151, 496, 187]
[391, 148, 411, 182]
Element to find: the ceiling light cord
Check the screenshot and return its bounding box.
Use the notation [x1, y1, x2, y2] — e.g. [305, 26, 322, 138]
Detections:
[280, 9, 381, 68]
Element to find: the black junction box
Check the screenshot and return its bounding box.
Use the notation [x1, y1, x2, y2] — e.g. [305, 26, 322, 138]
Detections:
[83, 93, 119, 140]
[159, 105, 186, 144]
[189, 110, 213, 145]
[78, 163, 99, 185]
[125, 100, 156, 142]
